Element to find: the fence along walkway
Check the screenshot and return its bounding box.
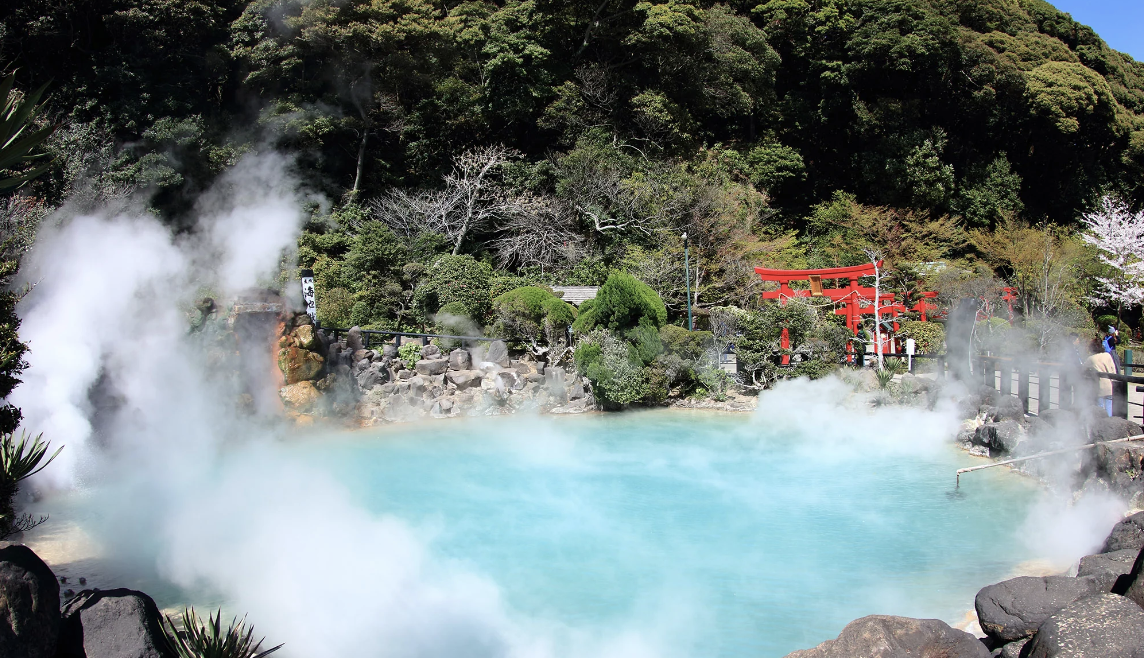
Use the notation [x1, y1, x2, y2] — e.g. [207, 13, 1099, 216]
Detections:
[975, 355, 1144, 422]
[323, 328, 502, 349]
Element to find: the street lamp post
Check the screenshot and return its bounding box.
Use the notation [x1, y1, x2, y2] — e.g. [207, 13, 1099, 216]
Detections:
[683, 232, 692, 331]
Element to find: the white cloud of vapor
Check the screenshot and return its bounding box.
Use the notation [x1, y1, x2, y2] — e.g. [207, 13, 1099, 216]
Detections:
[7, 152, 668, 658]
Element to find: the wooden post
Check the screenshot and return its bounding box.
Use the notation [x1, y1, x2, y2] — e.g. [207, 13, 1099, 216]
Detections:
[1127, 350, 1135, 376]
[1059, 372, 1071, 410]
[1038, 367, 1049, 414]
[1114, 379, 1129, 419]
[1001, 360, 1012, 396]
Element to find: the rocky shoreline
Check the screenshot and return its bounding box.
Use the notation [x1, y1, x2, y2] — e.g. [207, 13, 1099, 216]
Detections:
[785, 380, 1144, 658]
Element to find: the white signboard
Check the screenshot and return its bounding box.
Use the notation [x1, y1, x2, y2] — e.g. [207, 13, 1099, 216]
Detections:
[300, 268, 317, 325]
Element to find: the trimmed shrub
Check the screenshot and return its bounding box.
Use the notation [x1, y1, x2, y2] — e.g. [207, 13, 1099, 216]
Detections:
[492, 286, 577, 349]
[571, 272, 666, 333]
[317, 287, 354, 328]
[897, 320, 945, 354]
[415, 254, 494, 322]
[574, 329, 646, 407]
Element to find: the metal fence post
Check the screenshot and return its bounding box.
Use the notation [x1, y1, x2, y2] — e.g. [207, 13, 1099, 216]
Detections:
[1018, 363, 1030, 414]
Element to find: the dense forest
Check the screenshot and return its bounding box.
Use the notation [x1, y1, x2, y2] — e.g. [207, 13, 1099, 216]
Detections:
[3, 0, 1144, 401]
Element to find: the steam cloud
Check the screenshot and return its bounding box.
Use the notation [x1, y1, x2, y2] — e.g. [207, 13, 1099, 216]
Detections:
[8, 152, 666, 658]
[5, 151, 1132, 656]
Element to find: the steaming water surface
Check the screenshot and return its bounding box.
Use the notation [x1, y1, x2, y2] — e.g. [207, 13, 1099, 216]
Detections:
[27, 409, 1042, 657]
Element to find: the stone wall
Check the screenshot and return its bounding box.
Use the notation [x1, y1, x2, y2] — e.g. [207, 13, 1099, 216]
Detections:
[275, 318, 597, 424]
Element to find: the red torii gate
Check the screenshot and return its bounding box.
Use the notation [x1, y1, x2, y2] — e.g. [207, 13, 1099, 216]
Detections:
[754, 263, 935, 364]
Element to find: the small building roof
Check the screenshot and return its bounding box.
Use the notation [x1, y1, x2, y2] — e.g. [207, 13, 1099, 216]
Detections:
[551, 286, 600, 306]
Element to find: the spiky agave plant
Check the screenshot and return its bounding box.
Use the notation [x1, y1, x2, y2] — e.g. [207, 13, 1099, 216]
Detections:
[0, 431, 62, 537]
[163, 608, 283, 658]
[883, 357, 908, 376]
[0, 73, 54, 191]
[875, 368, 895, 389]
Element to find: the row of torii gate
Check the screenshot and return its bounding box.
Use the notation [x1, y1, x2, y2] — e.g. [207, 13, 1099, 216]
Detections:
[754, 262, 939, 364]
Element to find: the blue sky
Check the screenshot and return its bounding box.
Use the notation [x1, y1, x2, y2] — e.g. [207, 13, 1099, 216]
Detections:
[1048, 1, 1144, 61]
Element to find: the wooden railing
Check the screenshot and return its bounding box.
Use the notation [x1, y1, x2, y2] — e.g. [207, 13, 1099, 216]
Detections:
[975, 355, 1144, 421]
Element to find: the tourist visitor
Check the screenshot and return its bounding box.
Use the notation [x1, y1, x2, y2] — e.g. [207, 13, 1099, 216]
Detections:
[1087, 339, 1117, 417]
[1104, 326, 1122, 373]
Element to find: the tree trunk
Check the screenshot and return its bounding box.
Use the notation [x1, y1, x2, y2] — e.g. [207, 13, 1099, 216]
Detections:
[350, 130, 368, 199]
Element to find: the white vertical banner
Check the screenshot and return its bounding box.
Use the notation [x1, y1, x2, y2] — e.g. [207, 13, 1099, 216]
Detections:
[300, 268, 317, 325]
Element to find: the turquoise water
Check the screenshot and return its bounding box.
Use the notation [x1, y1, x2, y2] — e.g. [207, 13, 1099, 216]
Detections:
[289, 409, 1037, 657]
[28, 407, 1042, 658]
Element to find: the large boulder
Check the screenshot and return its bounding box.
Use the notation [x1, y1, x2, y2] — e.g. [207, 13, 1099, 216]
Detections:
[485, 340, 510, 367]
[446, 370, 482, 390]
[1022, 593, 1144, 657]
[1078, 549, 1138, 591]
[783, 615, 989, 658]
[414, 359, 449, 376]
[1091, 417, 1144, 443]
[346, 326, 364, 351]
[974, 420, 1025, 455]
[1095, 442, 1144, 495]
[56, 588, 172, 658]
[448, 349, 472, 371]
[279, 381, 321, 413]
[355, 362, 389, 391]
[278, 346, 324, 384]
[974, 575, 1102, 642]
[293, 324, 317, 350]
[0, 543, 60, 658]
[421, 344, 442, 359]
[1103, 512, 1144, 553]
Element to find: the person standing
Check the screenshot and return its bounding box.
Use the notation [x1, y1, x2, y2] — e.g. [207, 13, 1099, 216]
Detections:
[1104, 326, 1122, 373]
[1087, 340, 1117, 417]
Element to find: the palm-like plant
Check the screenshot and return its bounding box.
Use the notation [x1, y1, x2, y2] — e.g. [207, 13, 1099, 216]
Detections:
[0, 430, 62, 484]
[0, 431, 62, 538]
[0, 72, 54, 191]
[883, 357, 908, 376]
[164, 608, 283, 658]
[875, 368, 895, 389]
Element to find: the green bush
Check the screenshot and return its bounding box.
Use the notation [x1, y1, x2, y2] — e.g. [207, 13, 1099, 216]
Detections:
[317, 287, 354, 328]
[571, 272, 666, 333]
[574, 329, 647, 407]
[897, 320, 945, 354]
[398, 343, 422, 369]
[415, 254, 494, 322]
[492, 286, 577, 349]
[659, 325, 712, 361]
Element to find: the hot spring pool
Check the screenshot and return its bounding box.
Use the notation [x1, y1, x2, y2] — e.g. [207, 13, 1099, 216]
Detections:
[28, 406, 1044, 658]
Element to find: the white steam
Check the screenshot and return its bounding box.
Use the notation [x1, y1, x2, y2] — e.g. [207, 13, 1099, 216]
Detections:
[9, 152, 666, 658]
[6, 148, 1132, 657]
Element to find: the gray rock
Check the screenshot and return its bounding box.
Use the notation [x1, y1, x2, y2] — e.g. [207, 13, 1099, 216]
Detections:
[381, 344, 398, 359]
[1095, 442, 1144, 495]
[1022, 593, 1144, 657]
[513, 362, 531, 375]
[974, 575, 1102, 642]
[397, 369, 413, 381]
[1078, 549, 1138, 591]
[974, 420, 1026, 454]
[421, 344, 441, 359]
[446, 370, 481, 389]
[996, 638, 1028, 658]
[347, 326, 364, 351]
[448, 349, 472, 371]
[1103, 512, 1144, 553]
[783, 615, 989, 658]
[57, 588, 171, 658]
[985, 397, 1025, 423]
[0, 543, 60, 658]
[568, 379, 585, 400]
[414, 359, 449, 376]
[352, 349, 372, 363]
[356, 363, 388, 390]
[1091, 417, 1144, 443]
[486, 340, 510, 366]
